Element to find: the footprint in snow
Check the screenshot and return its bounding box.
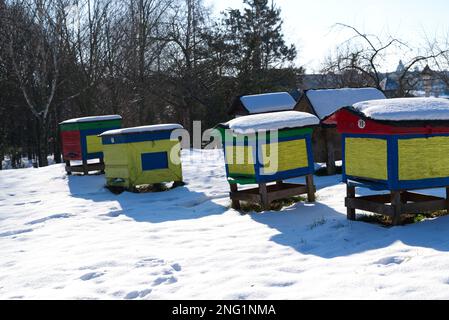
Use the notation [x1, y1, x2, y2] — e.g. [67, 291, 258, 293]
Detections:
[101, 210, 123, 218]
[374, 256, 410, 266]
[80, 272, 104, 281]
[171, 263, 181, 272]
[124, 289, 152, 300]
[153, 276, 177, 286]
[26, 213, 73, 225]
[0, 228, 33, 238]
[135, 258, 166, 268]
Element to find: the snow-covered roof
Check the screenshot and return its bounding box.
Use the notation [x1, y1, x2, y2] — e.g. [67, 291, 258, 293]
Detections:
[225, 111, 319, 134]
[240, 92, 296, 114]
[306, 88, 386, 120]
[59, 115, 122, 124]
[100, 124, 183, 136]
[352, 97, 449, 121]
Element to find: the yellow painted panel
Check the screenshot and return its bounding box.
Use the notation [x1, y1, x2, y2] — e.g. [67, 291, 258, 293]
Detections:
[399, 137, 449, 180]
[86, 135, 103, 154]
[346, 138, 388, 180]
[261, 139, 308, 174]
[225, 145, 255, 176]
[103, 139, 183, 188]
[130, 141, 182, 186]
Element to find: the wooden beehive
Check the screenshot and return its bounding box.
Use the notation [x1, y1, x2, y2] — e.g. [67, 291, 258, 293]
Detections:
[217, 111, 319, 210]
[100, 124, 183, 189]
[59, 115, 122, 174]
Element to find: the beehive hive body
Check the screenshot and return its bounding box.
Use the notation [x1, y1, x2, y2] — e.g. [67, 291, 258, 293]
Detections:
[59, 117, 122, 161]
[219, 127, 315, 185]
[101, 126, 183, 189]
[337, 105, 449, 191]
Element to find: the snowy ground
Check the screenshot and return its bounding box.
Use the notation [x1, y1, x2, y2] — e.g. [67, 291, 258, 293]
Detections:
[1, 149, 449, 299]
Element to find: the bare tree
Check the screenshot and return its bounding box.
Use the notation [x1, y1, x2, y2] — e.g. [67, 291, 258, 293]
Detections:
[321, 23, 447, 97]
[428, 32, 449, 88]
[4, 0, 65, 166]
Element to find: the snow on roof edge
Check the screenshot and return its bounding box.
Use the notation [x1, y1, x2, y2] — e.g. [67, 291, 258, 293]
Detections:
[239, 92, 297, 114]
[350, 97, 449, 122]
[100, 124, 184, 136]
[59, 115, 122, 124]
[223, 111, 319, 134]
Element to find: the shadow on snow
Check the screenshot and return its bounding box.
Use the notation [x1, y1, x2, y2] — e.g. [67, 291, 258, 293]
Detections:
[67, 174, 228, 223]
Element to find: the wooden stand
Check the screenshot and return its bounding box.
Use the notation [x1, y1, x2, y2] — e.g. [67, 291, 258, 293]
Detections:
[230, 174, 316, 211]
[65, 159, 105, 175]
[346, 184, 449, 226]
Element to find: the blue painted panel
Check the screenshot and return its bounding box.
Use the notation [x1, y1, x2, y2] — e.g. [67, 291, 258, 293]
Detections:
[141, 152, 168, 171]
[102, 131, 177, 145]
[80, 127, 120, 160]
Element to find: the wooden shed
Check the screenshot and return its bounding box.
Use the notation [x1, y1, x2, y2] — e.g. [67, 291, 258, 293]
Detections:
[228, 92, 297, 117]
[59, 115, 122, 175]
[335, 97, 449, 225]
[295, 88, 386, 174]
[100, 124, 183, 190]
[217, 111, 319, 210]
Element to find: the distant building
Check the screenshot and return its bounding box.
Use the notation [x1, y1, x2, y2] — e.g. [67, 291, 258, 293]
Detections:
[380, 77, 399, 98]
[421, 65, 433, 97]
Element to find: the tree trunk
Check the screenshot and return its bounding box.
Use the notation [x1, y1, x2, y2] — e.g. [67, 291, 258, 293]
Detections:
[53, 108, 62, 163]
[36, 118, 49, 167]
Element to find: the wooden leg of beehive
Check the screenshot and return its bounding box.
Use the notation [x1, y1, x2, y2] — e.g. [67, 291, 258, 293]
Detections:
[65, 160, 72, 175]
[82, 159, 88, 175]
[259, 183, 269, 211]
[391, 191, 402, 226]
[306, 174, 315, 202]
[346, 184, 356, 221]
[229, 184, 240, 210]
[100, 158, 105, 174]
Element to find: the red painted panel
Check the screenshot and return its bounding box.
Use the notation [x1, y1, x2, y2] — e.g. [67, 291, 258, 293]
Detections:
[61, 130, 82, 160]
[335, 109, 449, 135]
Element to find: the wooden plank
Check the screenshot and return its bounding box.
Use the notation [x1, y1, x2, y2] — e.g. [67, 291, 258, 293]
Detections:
[82, 159, 89, 175]
[229, 184, 241, 210]
[391, 191, 402, 226]
[402, 199, 448, 214]
[68, 163, 104, 173]
[325, 130, 336, 175]
[230, 191, 261, 202]
[306, 174, 316, 202]
[267, 185, 308, 203]
[346, 197, 394, 217]
[357, 194, 391, 204]
[403, 192, 444, 203]
[100, 158, 105, 174]
[346, 184, 356, 220]
[259, 183, 269, 210]
[230, 182, 313, 208]
[65, 160, 72, 175]
[446, 187, 449, 213]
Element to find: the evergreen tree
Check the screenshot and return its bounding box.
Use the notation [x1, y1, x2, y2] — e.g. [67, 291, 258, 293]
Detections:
[221, 0, 298, 93]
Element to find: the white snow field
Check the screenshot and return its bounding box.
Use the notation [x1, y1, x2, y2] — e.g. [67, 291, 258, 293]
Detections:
[1, 149, 449, 300]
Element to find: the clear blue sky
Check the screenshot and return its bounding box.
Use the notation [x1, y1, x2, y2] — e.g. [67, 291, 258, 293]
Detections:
[205, 0, 449, 73]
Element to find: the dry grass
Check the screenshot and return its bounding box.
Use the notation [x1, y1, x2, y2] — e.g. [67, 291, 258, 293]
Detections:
[358, 210, 449, 227]
[239, 195, 308, 213]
